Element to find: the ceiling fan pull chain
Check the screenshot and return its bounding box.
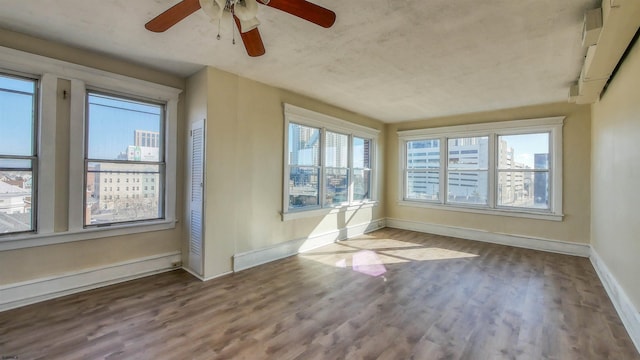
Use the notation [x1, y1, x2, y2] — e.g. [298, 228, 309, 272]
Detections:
[216, 18, 221, 40]
[231, 6, 236, 45]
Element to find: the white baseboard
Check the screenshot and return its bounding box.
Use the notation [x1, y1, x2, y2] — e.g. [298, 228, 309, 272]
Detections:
[233, 218, 385, 272]
[0, 252, 181, 312]
[385, 218, 590, 257]
[590, 248, 640, 353]
[182, 266, 233, 282]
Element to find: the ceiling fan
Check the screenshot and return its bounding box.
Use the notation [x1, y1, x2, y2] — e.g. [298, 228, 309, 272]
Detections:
[145, 0, 336, 57]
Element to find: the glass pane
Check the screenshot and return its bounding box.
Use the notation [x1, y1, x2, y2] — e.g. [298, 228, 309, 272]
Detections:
[0, 170, 34, 233]
[447, 171, 488, 205]
[288, 166, 320, 208]
[353, 169, 371, 201]
[498, 133, 549, 170]
[498, 171, 549, 209]
[406, 171, 439, 201]
[87, 93, 163, 161]
[288, 123, 320, 166]
[0, 158, 32, 169]
[325, 168, 349, 206]
[448, 136, 488, 170]
[85, 162, 163, 225]
[407, 139, 440, 169]
[325, 131, 348, 168]
[0, 74, 36, 156]
[353, 137, 371, 169]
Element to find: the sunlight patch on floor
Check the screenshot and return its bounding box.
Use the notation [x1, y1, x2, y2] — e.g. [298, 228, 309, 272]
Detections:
[300, 238, 479, 276]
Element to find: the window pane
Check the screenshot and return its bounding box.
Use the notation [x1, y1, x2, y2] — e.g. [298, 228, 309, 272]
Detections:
[407, 139, 440, 169]
[325, 131, 348, 168]
[406, 171, 439, 201]
[288, 123, 320, 166]
[498, 133, 549, 170]
[0, 170, 34, 234]
[353, 169, 371, 201]
[0, 75, 36, 156]
[0, 158, 32, 169]
[289, 166, 320, 208]
[86, 163, 163, 225]
[498, 171, 549, 209]
[325, 168, 349, 206]
[447, 171, 488, 205]
[87, 93, 163, 161]
[448, 136, 488, 169]
[353, 137, 371, 169]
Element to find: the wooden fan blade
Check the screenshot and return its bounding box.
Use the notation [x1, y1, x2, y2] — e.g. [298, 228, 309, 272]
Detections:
[233, 16, 266, 57]
[145, 0, 202, 32]
[261, 0, 336, 28]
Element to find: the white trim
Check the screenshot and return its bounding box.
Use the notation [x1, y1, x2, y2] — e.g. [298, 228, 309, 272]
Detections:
[0, 219, 176, 251]
[182, 267, 232, 282]
[0, 252, 181, 312]
[385, 218, 589, 257]
[37, 74, 57, 235]
[0, 45, 182, 248]
[282, 201, 378, 221]
[590, 248, 640, 353]
[397, 117, 564, 139]
[68, 79, 86, 231]
[282, 104, 380, 217]
[233, 218, 386, 272]
[0, 46, 181, 100]
[284, 103, 380, 138]
[397, 116, 564, 220]
[396, 200, 563, 221]
[164, 98, 179, 223]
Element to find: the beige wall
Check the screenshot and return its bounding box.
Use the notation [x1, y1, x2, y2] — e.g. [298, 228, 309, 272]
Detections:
[386, 102, 591, 244]
[0, 29, 186, 285]
[591, 40, 640, 310]
[189, 67, 385, 278]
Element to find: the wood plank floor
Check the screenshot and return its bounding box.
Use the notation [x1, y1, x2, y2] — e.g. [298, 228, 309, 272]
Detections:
[1, 228, 638, 359]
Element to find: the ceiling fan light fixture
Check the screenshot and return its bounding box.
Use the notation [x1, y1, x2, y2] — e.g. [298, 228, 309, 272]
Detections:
[199, 0, 225, 21]
[234, 0, 260, 32]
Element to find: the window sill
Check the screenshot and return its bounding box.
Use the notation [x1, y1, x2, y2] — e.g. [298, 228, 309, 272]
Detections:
[397, 200, 563, 221]
[0, 219, 176, 251]
[282, 201, 379, 221]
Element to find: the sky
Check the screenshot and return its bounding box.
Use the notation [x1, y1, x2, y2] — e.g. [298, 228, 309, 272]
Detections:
[500, 133, 549, 168]
[87, 93, 162, 160]
[1, 76, 163, 165]
[0, 76, 36, 158]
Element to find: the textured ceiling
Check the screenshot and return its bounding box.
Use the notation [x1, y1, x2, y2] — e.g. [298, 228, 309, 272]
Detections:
[0, 0, 596, 122]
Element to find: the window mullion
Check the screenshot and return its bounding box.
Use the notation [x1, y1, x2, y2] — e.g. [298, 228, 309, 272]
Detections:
[320, 128, 326, 208]
[440, 136, 447, 204]
[348, 135, 353, 204]
[488, 133, 496, 209]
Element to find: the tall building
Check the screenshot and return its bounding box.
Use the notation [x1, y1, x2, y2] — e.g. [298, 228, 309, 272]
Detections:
[134, 130, 160, 148]
[534, 153, 549, 205]
[90, 130, 161, 222]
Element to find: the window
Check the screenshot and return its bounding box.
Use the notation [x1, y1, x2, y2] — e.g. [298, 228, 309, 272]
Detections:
[324, 131, 349, 206]
[284, 104, 378, 218]
[353, 137, 372, 201]
[85, 91, 165, 226]
[398, 117, 563, 220]
[405, 139, 440, 201]
[0, 73, 38, 235]
[447, 136, 488, 205]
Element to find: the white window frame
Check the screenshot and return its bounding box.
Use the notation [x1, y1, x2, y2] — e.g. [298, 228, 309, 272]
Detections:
[398, 117, 564, 221]
[0, 71, 39, 235]
[83, 90, 167, 227]
[282, 104, 379, 221]
[0, 46, 181, 251]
